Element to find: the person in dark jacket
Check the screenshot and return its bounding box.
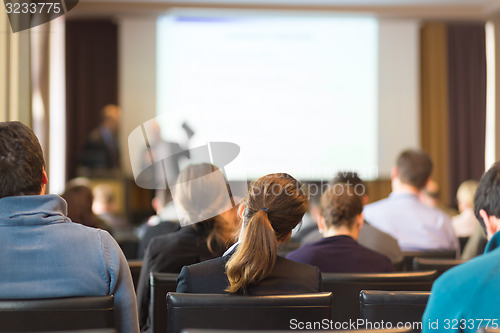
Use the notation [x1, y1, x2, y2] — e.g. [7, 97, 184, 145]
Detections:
[176, 173, 322, 295]
[287, 183, 394, 273]
[137, 163, 239, 332]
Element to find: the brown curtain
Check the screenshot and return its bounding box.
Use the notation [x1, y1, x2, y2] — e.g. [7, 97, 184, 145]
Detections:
[447, 23, 487, 206]
[420, 23, 451, 206]
[65, 19, 118, 180]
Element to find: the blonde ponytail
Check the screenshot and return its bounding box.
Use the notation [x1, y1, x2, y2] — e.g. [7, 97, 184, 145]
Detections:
[225, 210, 277, 293]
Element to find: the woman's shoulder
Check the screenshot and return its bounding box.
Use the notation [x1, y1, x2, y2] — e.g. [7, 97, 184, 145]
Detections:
[244, 256, 321, 295]
[185, 255, 228, 273]
[275, 256, 321, 275]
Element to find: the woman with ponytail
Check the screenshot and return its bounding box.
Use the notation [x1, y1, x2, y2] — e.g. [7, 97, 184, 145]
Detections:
[177, 173, 322, 295]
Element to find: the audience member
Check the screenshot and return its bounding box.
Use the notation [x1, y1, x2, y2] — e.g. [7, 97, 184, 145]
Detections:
[136, 189, 180, 259]
[80, 104, 121, 170]
[461, 223, 488, 260]
[0, 121, 138, 333]
[139, 121, 190, 190]
[452, 180, 479, 238]
[61, 178, 111, 232]
[93, 183, 132, 236]
[286, 183, 394, 272]
[299, 172, 403, 263]
[137, 163, 239, 332]
[422, 162, 500, 333]
[290, 194, 321, 243]
[419, 179, 458, 216]
[176, 173, 321, 294]
[363, 149, 459, 253]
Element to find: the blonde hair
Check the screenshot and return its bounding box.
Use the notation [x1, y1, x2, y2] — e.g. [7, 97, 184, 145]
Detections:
[173, 163, 236, 254]
[225, 173, 309, 293]
[457, 180, 479, 208]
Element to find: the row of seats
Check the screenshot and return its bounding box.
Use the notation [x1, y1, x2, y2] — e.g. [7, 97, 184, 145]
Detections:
[127, 251, 465, 333]
[149, 271, 437, 333]
[1, 292, 498, 333]
[181, 329, 500, 333]
[128, 250, 465, 293]
[167, 291, 427, 333]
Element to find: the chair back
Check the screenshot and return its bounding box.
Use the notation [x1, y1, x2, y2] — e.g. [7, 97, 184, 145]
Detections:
[360, 290, 431, 333]
[181, 329, 412, 333]
[128, 260, 142, 291]
[0, 295, 113, 332]
[167, 292, 333, 333]
[150, 272, 179, 333]
[412, 257, 466, 277]
[401, 250, 456, 271]
[321, 271, 437, 323]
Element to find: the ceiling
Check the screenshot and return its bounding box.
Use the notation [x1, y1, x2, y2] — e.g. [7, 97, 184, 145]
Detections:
[69, 0, 500, 19]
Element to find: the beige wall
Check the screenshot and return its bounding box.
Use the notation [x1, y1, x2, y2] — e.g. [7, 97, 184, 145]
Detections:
[0, 3, 31, 124]
[118, 15, 158, 176]
[378, 18, 421, 178]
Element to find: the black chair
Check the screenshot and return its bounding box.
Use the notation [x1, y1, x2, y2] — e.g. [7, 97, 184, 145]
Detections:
[412, 257, 466, 277]
[167, 292, 333, 333]
[150, 272, 179, 333]
[360, 290, 431, 333]
[128, 260, 142, 291]
[117, 237, 140, 260]
[182, 329, 412, 333]
[41, 330, 117, 333]
[392, 257, 404, 272]
[401, 250, 456, 271]
[321, 271, 437, 323]
[0, 295, 114, 332]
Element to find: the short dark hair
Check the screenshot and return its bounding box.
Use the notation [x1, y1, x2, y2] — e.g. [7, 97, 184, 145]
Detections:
[396, 149, 433, 189]
[320, 183, 363, 229]
[0, 121, 45, 198]
[331, 171, 367, 197]
[474, 162, 500, 230]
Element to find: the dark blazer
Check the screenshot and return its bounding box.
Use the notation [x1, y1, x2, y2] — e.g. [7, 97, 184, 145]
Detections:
[287, 235, 394, 273]
[137, 223, 226, 331]
[176, 250, 322, 295]
[137, 221, 180, 259]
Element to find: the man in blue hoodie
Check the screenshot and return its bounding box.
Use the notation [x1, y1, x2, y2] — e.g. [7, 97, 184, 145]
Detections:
[422, 162, 500, 333]
[0, 121, 139, 333]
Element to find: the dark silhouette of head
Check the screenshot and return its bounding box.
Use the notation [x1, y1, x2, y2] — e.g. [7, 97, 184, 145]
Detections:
[0, 121, 45, 199]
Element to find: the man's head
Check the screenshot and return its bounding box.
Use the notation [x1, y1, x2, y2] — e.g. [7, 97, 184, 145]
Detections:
[320, 183, 364, 233]
[474, 163, 500, 239]
[101, 104, 121, 134]
[331, 171, 368, 205]
[393, 149, 433, 190]
[0, 121, 47, 199]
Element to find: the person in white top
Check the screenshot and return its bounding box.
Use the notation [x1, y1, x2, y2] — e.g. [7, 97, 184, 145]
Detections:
[363, 149, 459, 254]
[452, 180, 479, 238]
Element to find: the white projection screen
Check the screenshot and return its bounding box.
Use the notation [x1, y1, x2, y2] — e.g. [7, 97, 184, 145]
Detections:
[156, 12, 379, 181]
